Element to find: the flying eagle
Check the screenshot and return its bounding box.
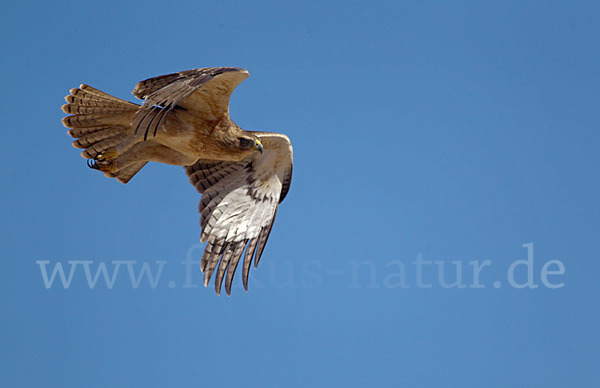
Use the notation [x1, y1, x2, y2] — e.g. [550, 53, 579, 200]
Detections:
[61, 67, 293, 295]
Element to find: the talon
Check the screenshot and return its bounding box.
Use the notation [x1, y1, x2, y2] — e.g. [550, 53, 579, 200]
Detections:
[87, 157, 115, 173]
[88, 147, 118, 173]
[97, 148, 118, 161]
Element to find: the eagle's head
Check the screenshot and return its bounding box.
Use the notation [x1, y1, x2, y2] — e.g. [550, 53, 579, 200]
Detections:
[213, 128, 264, 161]
[237, 134, 263, 154]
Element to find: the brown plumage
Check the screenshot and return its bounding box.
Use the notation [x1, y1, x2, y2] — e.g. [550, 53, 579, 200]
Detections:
[61, 67, 293, 295]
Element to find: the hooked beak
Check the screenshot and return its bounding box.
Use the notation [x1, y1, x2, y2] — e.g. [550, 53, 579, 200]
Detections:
[256, 140, 263, 154]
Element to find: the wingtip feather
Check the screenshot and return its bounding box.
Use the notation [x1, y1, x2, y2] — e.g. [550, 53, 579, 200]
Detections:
[61, 115, 73, 128]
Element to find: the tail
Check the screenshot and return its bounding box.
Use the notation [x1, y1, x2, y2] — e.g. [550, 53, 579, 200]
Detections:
[61, 85, 147, 183]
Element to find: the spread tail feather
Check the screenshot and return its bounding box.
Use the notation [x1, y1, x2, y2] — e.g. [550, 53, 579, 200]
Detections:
[62, 84, 146, 183]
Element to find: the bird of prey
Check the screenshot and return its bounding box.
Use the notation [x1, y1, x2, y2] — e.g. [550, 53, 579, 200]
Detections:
[61, 67, 293, 295]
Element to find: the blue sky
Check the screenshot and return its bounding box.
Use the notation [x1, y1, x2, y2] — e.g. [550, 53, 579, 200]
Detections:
[2, 0, 599, 386]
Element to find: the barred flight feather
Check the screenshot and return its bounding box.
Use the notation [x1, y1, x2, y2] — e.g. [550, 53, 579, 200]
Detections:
[186, 133, 292, 294]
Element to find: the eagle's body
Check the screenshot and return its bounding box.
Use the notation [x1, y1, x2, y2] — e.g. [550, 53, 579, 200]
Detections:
[61, 67, 293, 295]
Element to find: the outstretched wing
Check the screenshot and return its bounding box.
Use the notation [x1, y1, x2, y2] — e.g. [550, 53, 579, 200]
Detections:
[185, 133, 293, 295]
[131, 67, 249, 140]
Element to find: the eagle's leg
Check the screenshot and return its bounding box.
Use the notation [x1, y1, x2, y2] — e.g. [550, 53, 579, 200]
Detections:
[87, 135, 147, 174]
[88, 151, 117, 173]
[88, 135, 139, 168]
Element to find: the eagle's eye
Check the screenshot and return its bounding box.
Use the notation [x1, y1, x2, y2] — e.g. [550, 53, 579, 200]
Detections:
[239, 137, 253, 149]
